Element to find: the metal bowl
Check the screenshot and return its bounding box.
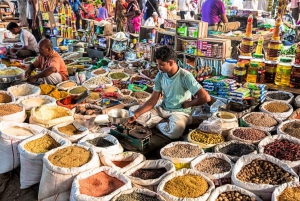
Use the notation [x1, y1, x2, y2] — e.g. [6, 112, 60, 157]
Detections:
[0, 77, 17, 90]
[107, 109, 131, 124]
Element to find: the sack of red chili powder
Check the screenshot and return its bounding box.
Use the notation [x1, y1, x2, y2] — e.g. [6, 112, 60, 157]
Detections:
[271, 182, 300, 201]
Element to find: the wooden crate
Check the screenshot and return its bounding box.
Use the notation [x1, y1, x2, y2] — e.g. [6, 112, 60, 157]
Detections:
[175, 37, 198, 55]
[164, 19, 176, 30]
[198, 38, 231, 59]
[155, 29, 176, 48]
[139, 26, 156, 42]
[176, 20, 208, 39]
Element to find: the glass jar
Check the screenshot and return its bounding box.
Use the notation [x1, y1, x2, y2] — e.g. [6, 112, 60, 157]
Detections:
[240, 37, 254, 56]
[264, 60, 278, 83]
[275, 57, 293, 86]
[238, 55, 252, 70]
[252, 54, 265, 83]
[246, 63, 258, 83]
[267, 40, 281, 61]
[234, 62, 246, 83]
[290, 64, 300, 88]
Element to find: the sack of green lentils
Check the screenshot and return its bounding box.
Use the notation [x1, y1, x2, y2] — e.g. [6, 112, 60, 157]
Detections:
[258, 134, 300, 176]
[232, 154, 299, 201]
[265, 91, 294, 104]
[288, 108, 300, 120]
[30, 105, 74, 129]
[17, 95, 57, 111]
[0, 103, 26, 123]
[124, 159, 176, 192]
[157, 168, 215, 201]
[214, 140, 257, 162]
[241, 112, 282, 132]
[208, 184, 263, 201]
[52, 121, 89, 142]
[38, 144, 101, 200]
[277, 120, 300, 140]
[78, 133, 123, 155]
[0, 122, 46, 174]
[260, 101, 293, 121]
[70, 166, 132, 201]
[271, 182, 300, 201]
[111, 187, 166, 201]
[228, 127, 271, 145]
[0, 90, 15, 105]
[190, 153, 234, 187]
[18, 131, 71, 189]
[100, 151, 146, 173]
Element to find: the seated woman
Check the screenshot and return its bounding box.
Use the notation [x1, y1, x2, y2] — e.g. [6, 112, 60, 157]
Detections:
[144, 12, 163, 27]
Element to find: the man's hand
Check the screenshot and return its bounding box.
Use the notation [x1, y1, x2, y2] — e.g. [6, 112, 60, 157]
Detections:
[128, 115, 137, 123]
[27, 75, 38, 83]
[32, 21, 36, 30]
[182, 100, 191, 109]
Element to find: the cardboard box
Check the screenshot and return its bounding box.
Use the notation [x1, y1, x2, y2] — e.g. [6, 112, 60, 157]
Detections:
[176, 20, 208, 39]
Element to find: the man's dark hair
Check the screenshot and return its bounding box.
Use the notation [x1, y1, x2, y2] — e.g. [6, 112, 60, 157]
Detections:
[7, 22, 19, 30]
[102, 2, 106, 6]
[155, 46, 177, 62]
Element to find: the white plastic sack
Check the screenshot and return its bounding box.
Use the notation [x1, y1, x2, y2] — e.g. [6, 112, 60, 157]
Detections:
[17, 95, 57, 111]
[288, 108, 300, 120]
[265, 91, 294, 104]
[41, 191, 70, 201]
[0, 122, 46, 174]
[18, 131, 71, 189]
[241, 112, 282, 132]
[70, 166, 132, 201]
[100, 152, 146, 173]
[227, 127, 271, 144]
[7, 83, 41, 99]
[232, 154, 299, 201]
[295, 95, 300, 108]
[260, 101, 293, 121]
[208, 184, 263, 201]
[78, 133, 123, 155]
[258, 134, 300, 175]
[271, 182, 300, 201]
[38, 144, 101, 200]
[52, 121, 89, 142]
[56, 80, 77, 91]
[277, 119, 300, 140]
[112, 187, 166, 201]
[124, 159, 175, 191]
[30, 105, 74, 129]
[190, 153, 234, 187]
[0, 103, 26, 123]
[157, 168, 215, 201]
[0, 90, 15, 105]
[214, 140, 257, 162]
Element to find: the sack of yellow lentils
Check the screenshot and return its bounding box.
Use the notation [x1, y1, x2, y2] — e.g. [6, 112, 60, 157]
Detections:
[272, 182, 300, 201]
[157, 168, 215, 201]
[18, 131, 71, 189]
[38, 144, 100, 200]
[52, 121, 89, 143]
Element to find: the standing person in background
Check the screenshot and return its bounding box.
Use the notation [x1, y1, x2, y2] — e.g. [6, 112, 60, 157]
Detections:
[69, 0, 86, 30]
[125, 0, 139, 33]
[145, 0, 160, 21]
[27, 0, 41, 42]
[106, 0, 113, 14]
[178, 0, 189, 19]
[98, 2, 108, 20]
[158, 2, 167, 21]
[132, 10, 142, 33]
[291, 0, 300, 22]
[115, 0, 128, 32]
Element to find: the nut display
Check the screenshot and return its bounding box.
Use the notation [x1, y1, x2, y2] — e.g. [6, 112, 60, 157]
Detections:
[194, 157, 231, 175]
[161, 144, 202, 158]
[244, 113, 278, 127]
[233, 128, 266, 141]
[215, 191, 257, 201]
[263, 102, 290, 113]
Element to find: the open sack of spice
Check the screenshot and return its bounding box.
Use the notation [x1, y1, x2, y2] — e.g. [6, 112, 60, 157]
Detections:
[188, 129, 224, 149]
[52, 121, 89, 142]
[157, 168, 215, 201]
[207, 184, 263, 201]
[124, 159, 176, 192]
[228, 127, 271, 145]
[0, 103, 26, 123]
[17, 95, 57, 111]
[73, 104, 102, 130]
[272, 182, 300, 201]
[100, 152, 146, 173]
[190, 153, 234, 188]
[265, 91, 294, 104]
[0, 122, 46, 174]
[7, 83, 41, 99]
[241, 112, 282, 132]
[70, 166, 132, 201]
[111, 187, 166, 201]
[232, 154, 299, 201]
[78, 133, 123, 155]
[258, 134, 300, 175]
[56, 80, 77, 91]
[57, 95, 85, 109]
[38, 144, 100, 200]
[260, 101, 293, 121]
[277, 119, 300, 140]
[18, 131, 71, 189]
[0, 90, 15, 104]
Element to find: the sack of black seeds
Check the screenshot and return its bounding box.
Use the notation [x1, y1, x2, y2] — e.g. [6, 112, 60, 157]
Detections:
[112, 187, 166, 201]
[265, 91, 294, 104]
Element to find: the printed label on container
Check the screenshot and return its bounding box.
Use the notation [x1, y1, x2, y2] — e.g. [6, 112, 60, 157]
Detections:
[234, 69, 246, 76]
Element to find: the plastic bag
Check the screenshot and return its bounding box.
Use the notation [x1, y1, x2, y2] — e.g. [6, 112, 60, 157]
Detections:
[199, 119, 223, 135]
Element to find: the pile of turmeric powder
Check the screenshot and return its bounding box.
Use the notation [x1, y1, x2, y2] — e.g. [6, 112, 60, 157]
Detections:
[40, 84, 70, 100]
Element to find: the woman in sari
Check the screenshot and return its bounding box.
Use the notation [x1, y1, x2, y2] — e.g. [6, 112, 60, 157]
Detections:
[125, 0, 139, 33]
[115, 0, 128, 32]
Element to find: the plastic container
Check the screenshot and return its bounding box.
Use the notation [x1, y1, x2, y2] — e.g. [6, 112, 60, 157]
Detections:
[275, 57, 292, 86]
[233, 62, 246, 83]
[221, 58, 237, 78]
[252, 54, 266, 83]
[267, 40, 281, 61]
[265, 60, 278, 83]
[246, 63, 258, 83]
[238, 55, 252, 70]
[240, 37, 253, 56]
[290, 64, 300, 88]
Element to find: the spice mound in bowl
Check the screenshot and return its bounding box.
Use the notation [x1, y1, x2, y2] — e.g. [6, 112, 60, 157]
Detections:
[0, 104, 22, 116]
[58, 124, 83, 136]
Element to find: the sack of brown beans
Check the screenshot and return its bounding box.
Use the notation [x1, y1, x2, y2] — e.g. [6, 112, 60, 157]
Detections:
[241, 112, 281, 132]
[70, 166, 132, 201]
[190, 153, 234, 187]
[272, 182, 300, 201]
[258, 134, 300, 176]
[288, 108, 300, 120]
[18, 131, 71, 189]
[100, 151, 146, 173]
[0, 90, 15, 105]
[52, 121, 89, 142]
[277, 120, 300, 140]
[232, 154, 299, 201]
[78, 133, 123, 155]
[228, 127, 271, 144]
[265, 91, 294, 104]
[0, 103, 26, 123]
[38, 144, 101, 200]
[124, 159, 176, 192]
[214, 140, 257, 162]
[157, 168, 215, 201]
[160, 142, 204, 170]
[30, 105, 74, 129]
[0, 122, 46, 174]
[112, 187, 166, 201]
[7, 83, 41, 99]
[207, 184, 263, 201]
[73, 104, 103, 130]
[260, 101, 293, 121]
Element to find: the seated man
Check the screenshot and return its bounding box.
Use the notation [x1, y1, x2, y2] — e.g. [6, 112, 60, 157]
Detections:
[201, 0, 240, 33]
[25, 39, 69, 85]
[6, 22, 38, 58]
[128, 46, 211, 139]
